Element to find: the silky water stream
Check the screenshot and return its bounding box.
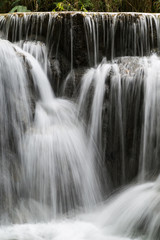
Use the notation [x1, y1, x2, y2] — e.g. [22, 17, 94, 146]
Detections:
[0, 13, 160, 240]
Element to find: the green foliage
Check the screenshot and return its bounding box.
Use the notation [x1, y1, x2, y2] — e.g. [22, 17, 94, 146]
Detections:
[10, 5, 31, 12]
[79, 0, 93, 11]
[52, 0, 93, 12]
[154, 0, 160, 12]
[53, 1, 75, 11]
[105, 0, 122, 12]
[11, 0, 21, 7]
[0, 0, 9, 12]
[0, 0, 160, 13]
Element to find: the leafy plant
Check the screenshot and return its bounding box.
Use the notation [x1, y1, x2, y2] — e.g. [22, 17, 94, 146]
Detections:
[104, 0, 122, 12]
[79, 0, 93, 11]
[9, 5, 31, 12]
[52, 0, 95, 12]
[154, 0, 160, 12]
[11, 0, 21, 7]
[53, 1, 78, 11]
[0, 0, 159, 13]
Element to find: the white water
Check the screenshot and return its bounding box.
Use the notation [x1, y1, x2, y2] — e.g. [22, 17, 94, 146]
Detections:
[139, 55, 160, 180]
[78, 55, 160, 185]
[0, 39, 101, 224]
[78, 60, 117, 155]
[1, 12, 160, 240]
[1, 178, 160, 239]
[83, 13, 160, 64]
[17, 41, 51, 76]
[0, 40, 31, 217]
[1, 41, 160, 239]
[20, 99, 101, 218]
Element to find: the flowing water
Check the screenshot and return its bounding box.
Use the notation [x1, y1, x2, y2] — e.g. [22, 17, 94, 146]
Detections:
[0, 12, 160, 240]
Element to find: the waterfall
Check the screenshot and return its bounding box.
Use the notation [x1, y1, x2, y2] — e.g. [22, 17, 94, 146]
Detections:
[0, 40, 32, 221]
[16, 40, 51, 76]
[78, 54, 160, 186]
[139, 55, 160, 180]
[0, 39, 101, 223]
[83, 13, 160, 64]
[1, 11, 160, 240]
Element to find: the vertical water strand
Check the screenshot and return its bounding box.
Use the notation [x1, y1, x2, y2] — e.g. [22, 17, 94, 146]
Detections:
[55, 15, 62, 60]
[46, 13, 61, 89]
[138, 15, 144, 56]
[102, 14, 106, 52]
[145, 15, 151, 54]
[133, 71, 143, 157]
[127, 15, 132, 56]
[105, 14, 109, 58]
[70, 14, 73, 73]
[15, 14, 20, 42]
[142, 14, 159, 56]
[148, 15, 154, 53]
[111, 14, 117, 61]
[83, 14, 92, 66]
[133, 22, 137, 55]
[11, 15, 17, 42]
[4, 15, 11, 40]
[10, 14, 22, 42]
[46, 13, 53, 49]
[35, 14, 40, 41]
[46, 13, 60, 58]
[78, 67, 95, 120]
[104, 14, 113, 59]
[0, 40, 32, 220]
[91, 15, 97, 66]
[95, 15, 99, 65]
[18, 14, 24, 42]
[118, 74, 126, 184]
[126, 15, 131, 56]
[84, 13, 98, 66]
[140, 16, 146, 56]
[30, 14, 36, 41]
[0, 16, 5, 38]
[62, 14, 75, 95]
[25, 14, 32, 41]
[119, 15, 125, 56]
[39, 13, 44, 37]
[150, 14, 159, 51]
[34, 13, 46, 41]
[110, 66, 126, 184]
[154, 14, 160, 51]
[78, 61, 112, 196]
[139, 56, 160, 181]
[139, 57, 152, 181]
[89, 63, 111, 150]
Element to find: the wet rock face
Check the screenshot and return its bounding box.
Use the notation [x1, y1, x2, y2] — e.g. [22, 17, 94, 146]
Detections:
[104, 57, 145, 188]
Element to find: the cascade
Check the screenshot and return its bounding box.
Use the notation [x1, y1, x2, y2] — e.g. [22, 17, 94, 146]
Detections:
[0, 11, 160, 240]
[0, 39, 101, 223]
[17, 40, 51, 76]
[139, 55, 160, 180]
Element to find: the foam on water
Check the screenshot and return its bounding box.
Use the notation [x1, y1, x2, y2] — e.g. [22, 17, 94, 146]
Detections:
[0, 220, 139, 240]
[1, 178, 160, 239]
